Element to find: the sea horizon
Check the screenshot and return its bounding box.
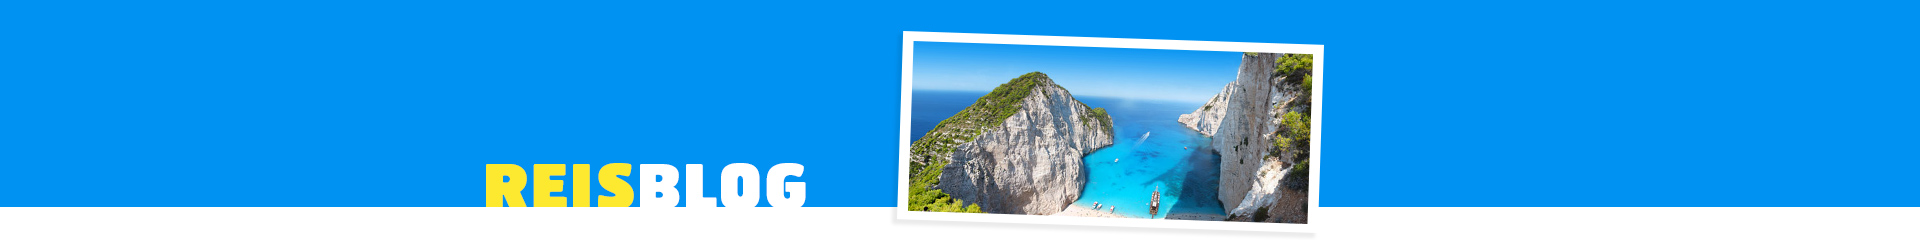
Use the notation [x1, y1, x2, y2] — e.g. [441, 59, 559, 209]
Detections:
[910, 89, 1210, 142]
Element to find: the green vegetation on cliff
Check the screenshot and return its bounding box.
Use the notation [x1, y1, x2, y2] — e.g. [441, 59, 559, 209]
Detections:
[909, 161, 983, 213]
[1269, 54, 1315, 164]
[1080, 106, 1113, 133]
[937, 72, 1047, 130]
[1276, 53, 1314, 80]
[1286, 159, 1310, 190]
[1275, 111, 1311, 159]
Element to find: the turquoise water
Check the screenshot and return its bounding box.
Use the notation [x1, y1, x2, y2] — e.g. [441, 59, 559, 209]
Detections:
[1073, 97, 1225, 219]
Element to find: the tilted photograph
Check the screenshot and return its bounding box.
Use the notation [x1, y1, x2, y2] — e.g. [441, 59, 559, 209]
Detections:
[902, 37, 1318, 227]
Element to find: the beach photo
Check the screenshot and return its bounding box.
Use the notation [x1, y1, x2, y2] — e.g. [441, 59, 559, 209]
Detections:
[899, 32, 1320, 229]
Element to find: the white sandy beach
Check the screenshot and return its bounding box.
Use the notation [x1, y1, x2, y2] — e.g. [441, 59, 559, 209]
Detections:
[1054, 205, 1231, 221]
[1164, 213, 1228, 221]
[1051, 205, 1125, 218]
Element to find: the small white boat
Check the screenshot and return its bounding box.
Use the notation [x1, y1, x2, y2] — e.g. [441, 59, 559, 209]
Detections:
[1114, 158, 1119, 163]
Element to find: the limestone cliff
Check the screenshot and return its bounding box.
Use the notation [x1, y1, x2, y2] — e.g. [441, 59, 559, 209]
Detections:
[1177, 84, 1232, 137]
[928, 73, 1115, 215]
[1180, 53, 1314, 223]
[1197, 53, 1279, 212]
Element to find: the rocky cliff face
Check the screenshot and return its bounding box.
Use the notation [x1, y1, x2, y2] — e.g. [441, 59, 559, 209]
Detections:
[1224, 160, 1301, 223]
[1177, 84, 1232, 137]
[937, 75, 1114, 215]
[1196, 53, 1280, 212]
[1180, 53, 1313, 223]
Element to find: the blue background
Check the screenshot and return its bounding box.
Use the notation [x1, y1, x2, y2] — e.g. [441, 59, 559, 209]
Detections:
[3, 1, 1917, 207]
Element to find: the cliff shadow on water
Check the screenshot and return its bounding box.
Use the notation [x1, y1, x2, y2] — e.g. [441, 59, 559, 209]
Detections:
[1159, 143, 1225, 217]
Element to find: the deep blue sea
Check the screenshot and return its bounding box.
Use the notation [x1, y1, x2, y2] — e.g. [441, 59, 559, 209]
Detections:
[909, 90, 984, 142]
[910, 90, 1225, 218]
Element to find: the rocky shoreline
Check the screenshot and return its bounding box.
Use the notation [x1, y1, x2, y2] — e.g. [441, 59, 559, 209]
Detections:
[1052, 205, 1230, 221]
[1164, 213, 1229, 221]
[1052, 205, 1125, 218]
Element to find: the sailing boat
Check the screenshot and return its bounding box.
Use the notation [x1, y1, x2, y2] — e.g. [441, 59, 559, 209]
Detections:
[1149, 186, 1161, 217]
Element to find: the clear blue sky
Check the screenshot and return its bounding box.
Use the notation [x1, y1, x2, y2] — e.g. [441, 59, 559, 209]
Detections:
[912, 42, 1242, 103]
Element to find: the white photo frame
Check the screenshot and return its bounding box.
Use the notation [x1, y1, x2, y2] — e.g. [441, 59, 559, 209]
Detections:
[897, 31, 1323, 233]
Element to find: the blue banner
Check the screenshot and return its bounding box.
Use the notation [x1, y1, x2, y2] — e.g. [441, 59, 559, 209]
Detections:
[3, 0, 1918, 207]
